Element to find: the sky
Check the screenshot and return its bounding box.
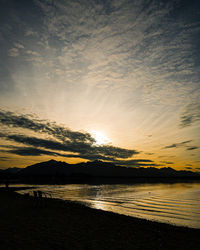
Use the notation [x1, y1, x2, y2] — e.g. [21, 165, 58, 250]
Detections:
[0, 0, 200, 171]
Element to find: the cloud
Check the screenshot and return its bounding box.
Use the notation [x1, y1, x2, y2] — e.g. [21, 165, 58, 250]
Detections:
[112, 159, 160, 168]
[24, 30, 38, 37]
[1, 0, 200, 105]
[1, 0, 199, 170]
[14, 42, 24, 49]
[0, 110, 142, 163]
[0, 146, 62, 157]
[0, 145, 82, 158]
[180, 102, 200, 127]
[187, 146, 199, 151]
[27, 0, 200, 107]
[95, 145, 138, 159]
[8, 48, 19, 57]
[185, 167, 192, 170]
[8, 42, 24, 57]
[1, 146, 97, 159]
[161, 161, 174, 164]
[0, 133, 138, 161]
[0, 144, 158, 167]
[26, 50, 40, 56]
[163, 140, 192, 149]
[1, 0, 199, 139]
[0, 156, 9, 161]
[0, 145, 119, 162]
[0, 110, 95, 144]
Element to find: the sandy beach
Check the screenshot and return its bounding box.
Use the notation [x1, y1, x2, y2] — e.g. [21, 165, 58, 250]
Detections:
[0, 188, 200, 250]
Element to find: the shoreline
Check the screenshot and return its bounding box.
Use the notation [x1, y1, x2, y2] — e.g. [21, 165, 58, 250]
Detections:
[1, 188, 200, 250]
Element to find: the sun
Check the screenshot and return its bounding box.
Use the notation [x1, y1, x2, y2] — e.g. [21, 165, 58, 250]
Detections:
[91, 130, 110, 145]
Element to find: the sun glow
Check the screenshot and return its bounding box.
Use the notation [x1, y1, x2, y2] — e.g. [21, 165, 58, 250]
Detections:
[91, 130, 110, 145]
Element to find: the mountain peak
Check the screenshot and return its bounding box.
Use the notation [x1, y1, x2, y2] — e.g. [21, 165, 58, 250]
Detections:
[47, 159, 58, 163]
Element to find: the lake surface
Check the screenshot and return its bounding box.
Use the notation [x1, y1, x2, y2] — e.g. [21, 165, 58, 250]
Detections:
[16, 182, 200, 229]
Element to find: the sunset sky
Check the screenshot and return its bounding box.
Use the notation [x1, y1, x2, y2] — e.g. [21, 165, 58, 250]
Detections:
[0, 0, 200, 170]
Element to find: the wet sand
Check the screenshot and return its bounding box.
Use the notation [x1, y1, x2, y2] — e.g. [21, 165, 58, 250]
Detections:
[0, 188, 200, 250]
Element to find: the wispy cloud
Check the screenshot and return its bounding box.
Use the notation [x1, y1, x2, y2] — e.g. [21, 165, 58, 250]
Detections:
[14, 42, 24, 49]
[0, 156, 9, 161]
[8, 48, 19, 57]
[161, 161, 174, 164]
[0, 146, 63, 157]
[110, 159, 160, 168]
[24, 30, 38, 37]
[187, 146, 199, 151]
[163, 140, 192, 149]
[3, 0, 199, 105]
[180, 101, 200, 127]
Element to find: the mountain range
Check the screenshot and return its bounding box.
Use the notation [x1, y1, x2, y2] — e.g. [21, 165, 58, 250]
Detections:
[1, 159, 200, 184]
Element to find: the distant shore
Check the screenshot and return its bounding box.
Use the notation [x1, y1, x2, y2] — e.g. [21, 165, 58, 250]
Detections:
[1, 176, 200, 187]
[0, 188, 200, 250]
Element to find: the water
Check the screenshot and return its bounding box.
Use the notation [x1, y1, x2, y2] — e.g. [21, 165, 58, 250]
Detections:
[15, 182, 200, 229]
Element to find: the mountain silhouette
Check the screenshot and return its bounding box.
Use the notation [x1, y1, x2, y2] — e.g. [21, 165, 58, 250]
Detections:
[0, 159, 199, 184]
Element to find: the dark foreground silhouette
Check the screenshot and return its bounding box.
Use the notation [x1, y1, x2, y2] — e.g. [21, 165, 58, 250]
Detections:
[1, 159, 200, 184]
[0, 188, 200, 250]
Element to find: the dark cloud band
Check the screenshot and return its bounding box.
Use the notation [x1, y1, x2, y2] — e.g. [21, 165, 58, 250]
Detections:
[0, 110, 147, 166]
